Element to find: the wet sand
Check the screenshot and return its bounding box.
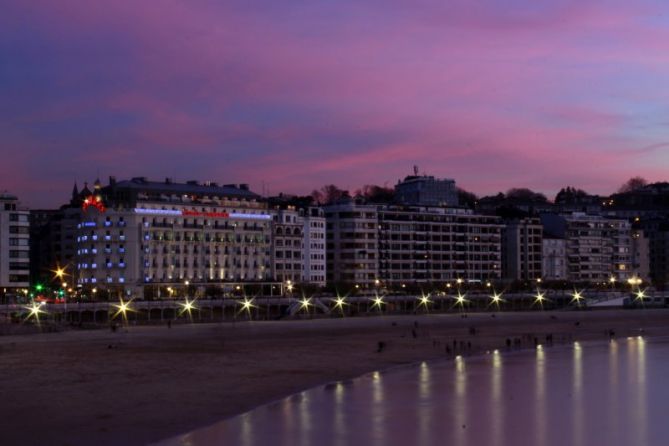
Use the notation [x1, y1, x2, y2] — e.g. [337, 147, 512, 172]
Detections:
[1, 309, 667, 446]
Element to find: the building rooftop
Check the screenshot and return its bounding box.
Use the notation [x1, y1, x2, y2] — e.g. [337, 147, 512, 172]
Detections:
[110, 177, 261, 200]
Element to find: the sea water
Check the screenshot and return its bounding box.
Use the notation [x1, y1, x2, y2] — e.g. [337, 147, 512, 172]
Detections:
[158, 337, 669, 446]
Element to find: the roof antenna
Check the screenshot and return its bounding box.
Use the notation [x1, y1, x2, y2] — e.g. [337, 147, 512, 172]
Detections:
[413, 165, 419, 176]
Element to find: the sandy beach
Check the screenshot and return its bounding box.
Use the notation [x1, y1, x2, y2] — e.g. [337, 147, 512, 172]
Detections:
[1, 309, 668, 446]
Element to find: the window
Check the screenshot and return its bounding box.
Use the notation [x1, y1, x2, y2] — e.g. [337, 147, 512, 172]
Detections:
[9, 214, 28, 222]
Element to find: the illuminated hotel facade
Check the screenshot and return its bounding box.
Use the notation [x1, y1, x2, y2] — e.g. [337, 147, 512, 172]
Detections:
[75, 177, 283, 297]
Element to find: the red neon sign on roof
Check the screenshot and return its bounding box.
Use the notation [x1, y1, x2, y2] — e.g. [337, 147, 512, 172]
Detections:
[82, 195, 106, 213]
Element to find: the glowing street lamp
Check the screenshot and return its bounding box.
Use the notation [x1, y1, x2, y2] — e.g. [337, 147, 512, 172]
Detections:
[533, 290, 547, 308]
[238, 297, 256, 316]
[634, 289, 647, 301]
[299, 297, 312, 313]
[371, 295, 385, 310]
[454, 292, 467, 307]
[112, 298, 134, 322]
[570, 290, 584, 305]
[418, 293, 432, 309]
[490, 291, 503, 308]
[178, 298, 198, 318]
[24, 301, 46, 323]
[52, 265, 68, 281]
[332, 296, 347, 312]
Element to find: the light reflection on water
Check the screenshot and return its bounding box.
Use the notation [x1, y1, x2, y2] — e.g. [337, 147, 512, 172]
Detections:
[158, 337, 669, 446]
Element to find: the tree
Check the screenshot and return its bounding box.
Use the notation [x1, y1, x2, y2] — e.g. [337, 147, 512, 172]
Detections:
[555, 186, 589, 204]
[506, 188, 548, 202]
[356, 184, 395, 203]
[618, 176, 648, 193]
[311, 184, 349, 205]
[457, 187, 478, 208]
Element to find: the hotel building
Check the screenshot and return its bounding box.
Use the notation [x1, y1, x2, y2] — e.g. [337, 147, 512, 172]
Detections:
[75, 177, 274, 297]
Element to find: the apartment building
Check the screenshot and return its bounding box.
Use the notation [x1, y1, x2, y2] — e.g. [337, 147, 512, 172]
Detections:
[272, 208, 303, 284]
[541, 213, 633, 283]
[325, 203, 379, 285]
[501, 218, 543, 282]
[395, 171, 459, 207]
[302, 207, 326, 286]
[542, 237, 567, 280]
[0, 193, 30, 297]
[325, 201, 502, 287]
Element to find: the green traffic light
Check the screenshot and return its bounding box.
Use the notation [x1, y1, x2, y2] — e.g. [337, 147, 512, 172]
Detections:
[35, 284, 44, 292]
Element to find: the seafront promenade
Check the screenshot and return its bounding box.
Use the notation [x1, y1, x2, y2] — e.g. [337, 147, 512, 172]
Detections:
[0, 290, 656, 326]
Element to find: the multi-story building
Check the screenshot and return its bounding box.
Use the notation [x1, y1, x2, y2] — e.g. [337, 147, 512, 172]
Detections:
[377, 206, 501, 284]
[631, 228, 650, 282]
[301, 207, 326, 286]
[30, 184, 86, 283]
[325, 201, 502, 287]
[75, 177, 274, 298]
[394, 169, 459, 207]
[542, 237, 567, 280]
[637, 218, 669, 287]
[0, 193, 30, 299]
[272, 208, 303, 284]
[541, 213, 633, 283]
[325, 203, 379, 285]
[501, 218, 543, 282]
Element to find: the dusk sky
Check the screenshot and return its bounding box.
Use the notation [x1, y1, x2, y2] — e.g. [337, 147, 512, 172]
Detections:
[2, 0, 669, 208]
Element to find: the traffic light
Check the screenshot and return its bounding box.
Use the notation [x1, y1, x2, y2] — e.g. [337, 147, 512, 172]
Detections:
[58, 289, 65, 297]
[35, 284, 44, 292]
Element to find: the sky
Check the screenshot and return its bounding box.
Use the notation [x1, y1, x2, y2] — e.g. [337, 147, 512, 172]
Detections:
[2, 0, 669, 208]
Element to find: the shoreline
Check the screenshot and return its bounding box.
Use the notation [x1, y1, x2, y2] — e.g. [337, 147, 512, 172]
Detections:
[159, 329, 658, 445]
[2, 309, 668, 446]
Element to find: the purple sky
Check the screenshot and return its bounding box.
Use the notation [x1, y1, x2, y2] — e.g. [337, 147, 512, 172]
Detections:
[2, 0, 669, 208]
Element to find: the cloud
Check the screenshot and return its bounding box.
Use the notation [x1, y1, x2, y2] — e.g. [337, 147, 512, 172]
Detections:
[1, 0, 669, 206]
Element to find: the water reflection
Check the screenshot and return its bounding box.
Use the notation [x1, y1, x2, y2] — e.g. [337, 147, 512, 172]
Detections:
[490, 350, 503, 446]
[370, 371, 385, 446]
[608, 340, 619, 443]
[453, 355, 467, 446]
[534, 345, 546, 446]
[158, 337, 666, 446]
[572, 342, 583, 446]
[333, 382, 346, 446]
[417, 362, 431, 445]
[636, 337, 647, 445]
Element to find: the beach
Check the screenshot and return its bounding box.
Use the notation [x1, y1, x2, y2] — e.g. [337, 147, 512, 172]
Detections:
[1, 309, 668, 446]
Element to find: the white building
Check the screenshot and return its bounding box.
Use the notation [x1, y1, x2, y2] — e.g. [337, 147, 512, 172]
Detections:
[0, 193, 30, 298]
[542, 237, 567, 280]
[301, 207, 326, 286]
[541, 213, 633, 283]
[75, 177, 273, 298]
[272, 208, 303, 284]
